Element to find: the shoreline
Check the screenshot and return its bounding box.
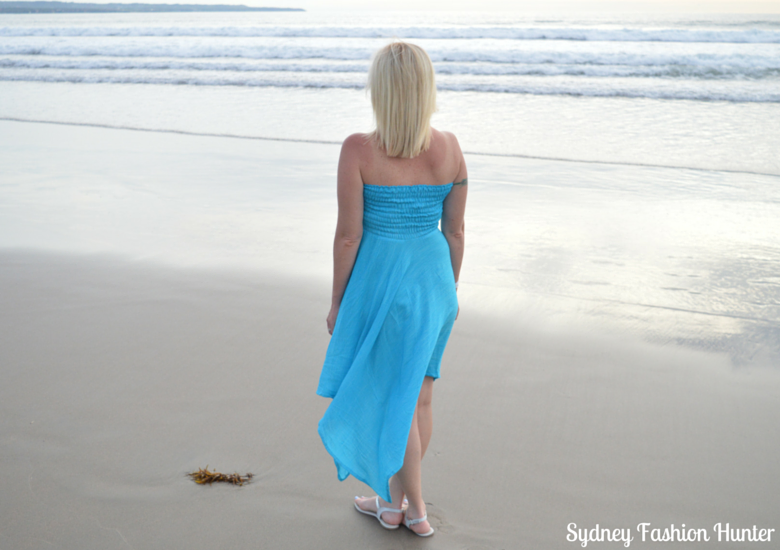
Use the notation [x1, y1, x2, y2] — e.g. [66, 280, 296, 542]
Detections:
[4, 116, 777, 178]
[2, 81, 778, 177]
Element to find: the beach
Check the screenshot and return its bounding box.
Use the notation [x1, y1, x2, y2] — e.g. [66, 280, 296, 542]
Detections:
[2, 8, 780, 548]
[2, 248, 780, 549]
[2, 119, 780, 548]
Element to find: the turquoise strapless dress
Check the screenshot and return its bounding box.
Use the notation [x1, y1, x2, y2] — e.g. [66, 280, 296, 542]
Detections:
[316, 183, 459, 502]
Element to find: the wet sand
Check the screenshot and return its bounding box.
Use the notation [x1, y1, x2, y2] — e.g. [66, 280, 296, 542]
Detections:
[2, 250, 779, 549]
[2, 119, 779, 548]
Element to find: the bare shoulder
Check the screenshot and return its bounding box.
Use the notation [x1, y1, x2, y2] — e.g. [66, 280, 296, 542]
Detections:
[343, 132, 370, 146]
[339, 133, 373, 180]
[430, 128, 466, 182]
[432, 128, 462, 149]
[338, 133, 372, 189]
[341, 132, 372, 155]
[430, 129, 464, 162]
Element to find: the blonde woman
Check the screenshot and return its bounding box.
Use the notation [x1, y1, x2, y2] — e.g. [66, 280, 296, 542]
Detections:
[316, 42, 467, 538]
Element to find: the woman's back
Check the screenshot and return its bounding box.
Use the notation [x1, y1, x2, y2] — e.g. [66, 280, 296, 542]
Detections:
[352, 128, 464, 188]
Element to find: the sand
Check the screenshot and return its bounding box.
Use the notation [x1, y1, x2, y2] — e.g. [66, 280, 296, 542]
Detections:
[2, 119, 779, 548]
[2, 250, 779, 549]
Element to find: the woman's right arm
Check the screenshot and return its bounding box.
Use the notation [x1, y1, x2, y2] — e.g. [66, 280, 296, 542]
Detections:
[441, 133, 468, 294]
[327, 134, 365, 335]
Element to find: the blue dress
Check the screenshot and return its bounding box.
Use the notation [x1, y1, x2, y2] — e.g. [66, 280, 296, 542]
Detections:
[316, 183, 459, 503]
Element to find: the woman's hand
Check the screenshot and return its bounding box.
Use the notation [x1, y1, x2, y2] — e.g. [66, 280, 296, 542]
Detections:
[327, 304, 340, 335]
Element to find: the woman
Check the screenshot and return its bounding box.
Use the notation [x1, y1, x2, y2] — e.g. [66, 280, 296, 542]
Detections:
[316, 42, 467, 538]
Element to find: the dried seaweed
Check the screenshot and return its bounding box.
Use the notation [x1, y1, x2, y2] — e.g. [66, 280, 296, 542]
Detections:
[187, 466, 253, 486]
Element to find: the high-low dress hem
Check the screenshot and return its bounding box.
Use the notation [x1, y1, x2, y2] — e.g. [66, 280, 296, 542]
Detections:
[317, 183, 458, 502]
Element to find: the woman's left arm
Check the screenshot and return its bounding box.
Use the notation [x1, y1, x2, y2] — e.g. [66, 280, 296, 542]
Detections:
[327, 134, 365, 335]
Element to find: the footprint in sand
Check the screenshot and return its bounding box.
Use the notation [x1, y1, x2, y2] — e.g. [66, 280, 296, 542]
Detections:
[424, 502, 454, 534]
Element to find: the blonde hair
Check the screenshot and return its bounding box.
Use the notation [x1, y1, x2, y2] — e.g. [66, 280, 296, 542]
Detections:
[367, 42, 437, 159]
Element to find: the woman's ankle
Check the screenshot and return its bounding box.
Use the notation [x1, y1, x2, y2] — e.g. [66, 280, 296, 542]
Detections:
[388, 476, 405, 508]
[405, 502, 427, 520]
[378, 495, 403, 510]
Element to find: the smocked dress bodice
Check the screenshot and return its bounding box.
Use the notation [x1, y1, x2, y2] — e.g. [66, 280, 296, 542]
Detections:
[362, 183, 453, 239]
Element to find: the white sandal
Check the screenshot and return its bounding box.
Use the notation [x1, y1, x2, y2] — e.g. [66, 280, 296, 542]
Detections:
[404, 510, 435, 537]
[354, 496, 405, 530]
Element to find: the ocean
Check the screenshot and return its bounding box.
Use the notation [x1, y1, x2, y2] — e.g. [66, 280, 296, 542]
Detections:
[1, 9, 779, 365]
[1, 10, 779, 172]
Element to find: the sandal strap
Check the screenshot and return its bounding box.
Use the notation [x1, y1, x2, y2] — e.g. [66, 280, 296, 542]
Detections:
[405, 512, 428, 526]
[375, 496, 404, 518]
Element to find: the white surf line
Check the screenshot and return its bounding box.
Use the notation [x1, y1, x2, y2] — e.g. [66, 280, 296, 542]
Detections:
[2, 117, 778, 179]
[0, 117, 342, 146]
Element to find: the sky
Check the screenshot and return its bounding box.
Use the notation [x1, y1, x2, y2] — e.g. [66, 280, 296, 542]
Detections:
[49, 0, 780, 13]
[288, 1, 780, 12]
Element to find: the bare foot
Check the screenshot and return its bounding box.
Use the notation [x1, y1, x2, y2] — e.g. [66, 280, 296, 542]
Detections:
[354, 496, 404, 526]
